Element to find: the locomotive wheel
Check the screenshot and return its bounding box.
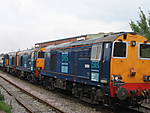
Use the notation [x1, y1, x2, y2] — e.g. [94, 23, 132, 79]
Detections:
[45, 78, 55, 91]
[72, 84, 82, 98]
[27, 75, 32, 81]
[90, 87, 96, 104]
[47, 81, 55, 91]
[28, 74, 36, 83]
[72, 86, 77, 96]
[117, 87, 128, 100]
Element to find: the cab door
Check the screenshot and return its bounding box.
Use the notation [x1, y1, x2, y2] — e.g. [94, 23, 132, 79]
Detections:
[90, 43, 103, 82]
[31, 52, 36, 71]
[101, 43, 112, 84]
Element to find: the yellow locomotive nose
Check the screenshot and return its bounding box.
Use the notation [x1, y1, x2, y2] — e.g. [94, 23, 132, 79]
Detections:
[36, 59, 45, 69]
[36, 49, 45, 70]
[130, 68, 136, 76]
[110, 33, 150, 101]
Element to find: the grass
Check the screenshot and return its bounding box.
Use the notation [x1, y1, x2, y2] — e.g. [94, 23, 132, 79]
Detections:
[0, 93, 12, 113]
[0, 94, 4, 101]
[0, 101, 12, 113]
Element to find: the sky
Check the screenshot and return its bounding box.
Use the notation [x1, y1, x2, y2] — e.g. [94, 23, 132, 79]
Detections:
[0, 0, 150, 53]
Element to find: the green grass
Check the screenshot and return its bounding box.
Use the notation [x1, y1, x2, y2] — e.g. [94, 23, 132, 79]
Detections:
[0, 101, 12, 113]
[0, 94, 4, 101]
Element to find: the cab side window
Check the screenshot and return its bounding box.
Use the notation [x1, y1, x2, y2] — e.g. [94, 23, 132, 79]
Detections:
[91, 44, 102, 61]
[113, 42, 127, 58]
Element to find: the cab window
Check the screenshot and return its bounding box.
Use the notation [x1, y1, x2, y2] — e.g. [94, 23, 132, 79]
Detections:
[113, 42, 127, 58]
[38, 52, 45, 58]
[91, 44, 102, 61]
[140, 44, 150, 59]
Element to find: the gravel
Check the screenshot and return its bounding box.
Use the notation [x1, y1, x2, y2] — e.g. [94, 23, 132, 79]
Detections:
[0, 72, 112, 113]
[0, 77, 58, 113]
[0, 87, 29, 113]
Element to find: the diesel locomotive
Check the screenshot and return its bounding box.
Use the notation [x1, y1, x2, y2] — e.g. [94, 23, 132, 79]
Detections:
[2, 47, 45, 82]
[0, 32, 150, 107]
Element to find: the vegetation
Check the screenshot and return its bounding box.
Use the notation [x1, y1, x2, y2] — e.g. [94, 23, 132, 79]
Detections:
[129, 8, 150, 40]
[0, 92, 12, 113]
[0, 101, 12, 113]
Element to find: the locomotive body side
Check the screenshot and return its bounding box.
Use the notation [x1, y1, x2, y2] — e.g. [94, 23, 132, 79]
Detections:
[5, 52, 17, 73]
[15, 49, 36, 79]
[0, 54, 4, 69]
[41, 32, 150, 106]
[2, 54, 9, 71]
[41, 36, 114, 103]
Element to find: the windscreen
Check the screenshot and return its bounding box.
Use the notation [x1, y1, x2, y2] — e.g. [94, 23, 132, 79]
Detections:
[113, 42, 126, 58]
[140, 44, 150, 59]
[38, 52, 45, 58]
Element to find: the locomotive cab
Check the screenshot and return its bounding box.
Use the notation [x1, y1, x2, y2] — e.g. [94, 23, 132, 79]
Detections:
[35, 48, 46, 79]
[110, 33, 150, 103]
[36, 48, 45, 70]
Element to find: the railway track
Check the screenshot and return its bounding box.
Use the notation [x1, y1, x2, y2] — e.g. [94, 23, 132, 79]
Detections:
[0, 72, 104, 113]
[0, 71, 149, 113]
[134, 105, 150, 113]
[0, 73, 65, 113]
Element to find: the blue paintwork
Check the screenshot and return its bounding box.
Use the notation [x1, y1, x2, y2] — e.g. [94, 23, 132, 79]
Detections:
[41, 43, 112, 93]
[30, 52, 36, 71]
[91, 61, 101, 82]
[16, 66, 33, 73]
[41, 70, 101, 86]
[101, 43, 112, 81]
[3, 54, 8, 66]
[61, 51, 69, 73]
[16, 51, 36, 73]
[9, 55, 16, 66]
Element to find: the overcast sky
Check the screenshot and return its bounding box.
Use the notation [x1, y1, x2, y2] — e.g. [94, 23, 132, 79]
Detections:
[0, 0, 150, 53]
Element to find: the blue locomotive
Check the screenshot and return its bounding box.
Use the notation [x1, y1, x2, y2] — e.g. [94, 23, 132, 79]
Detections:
[40, 32, 150, 106]
[1, 32, 150, 107]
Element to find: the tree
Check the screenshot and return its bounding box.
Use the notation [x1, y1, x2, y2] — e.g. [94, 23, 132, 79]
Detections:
[129, 8, 150, 40]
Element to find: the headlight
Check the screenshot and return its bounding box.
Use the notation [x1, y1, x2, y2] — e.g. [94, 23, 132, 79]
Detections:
[112, 75, 122, 82]
[37, 67, 42, 70]
[112, 75, 124, 87]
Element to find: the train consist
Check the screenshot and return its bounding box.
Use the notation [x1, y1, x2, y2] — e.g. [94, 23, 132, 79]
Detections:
[0, 32, 150, 107]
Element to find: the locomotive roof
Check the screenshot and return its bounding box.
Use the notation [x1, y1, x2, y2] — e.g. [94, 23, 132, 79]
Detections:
[18, 48, 35, 55]
[6, 48, 38, 56]
[46, 32, 134, 51]
[7, 51, 17, 56]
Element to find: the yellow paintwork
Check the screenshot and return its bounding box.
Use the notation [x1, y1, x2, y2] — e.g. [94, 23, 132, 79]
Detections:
[40, 48, 46, 51]
[36, 59, 45, 69]
[111, 34, 150, 83]
[36, 47, 46, 70]
[6, 59, 9, 65]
